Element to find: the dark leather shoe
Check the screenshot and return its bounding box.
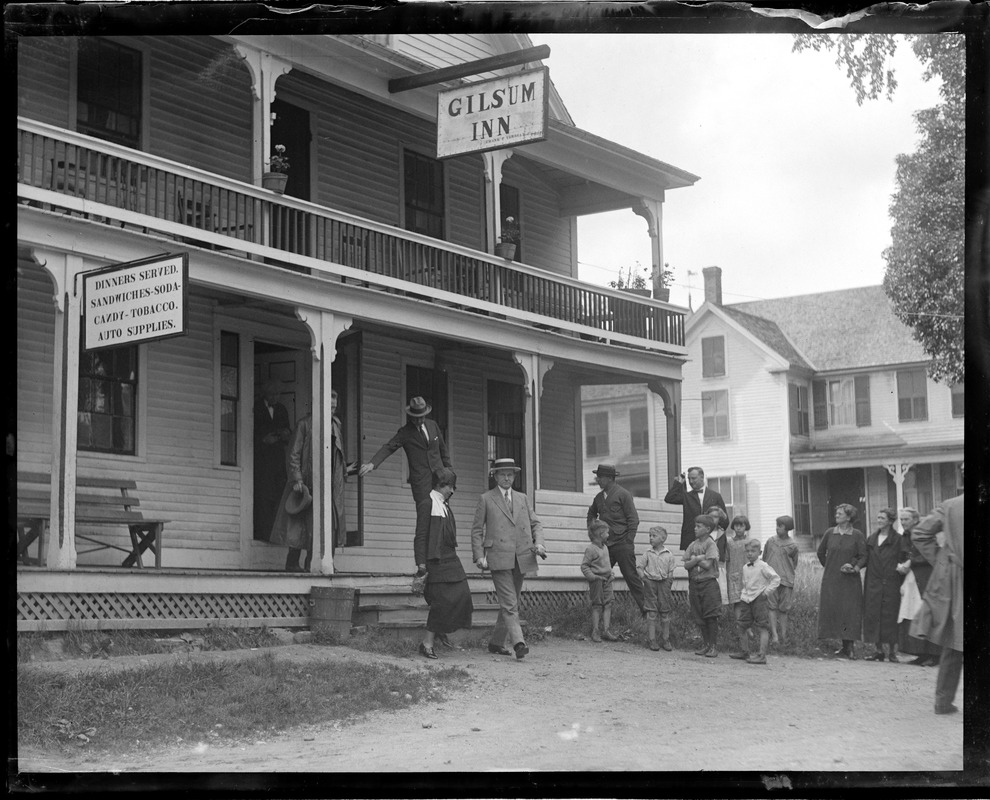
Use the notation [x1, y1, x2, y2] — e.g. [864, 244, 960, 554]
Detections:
[935, 703, 959, 715]
[513, 642, 529, 660]
[418, 643, 438, 660]
[487, 643, 511, 655]
[601, 631, 619, 642]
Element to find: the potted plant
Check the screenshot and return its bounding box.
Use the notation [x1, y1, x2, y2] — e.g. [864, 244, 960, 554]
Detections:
[263, 144, 290, 194]
[494, 216, 519, 260]
[610, 264, 650, 296]
[654, 262, 675, 302]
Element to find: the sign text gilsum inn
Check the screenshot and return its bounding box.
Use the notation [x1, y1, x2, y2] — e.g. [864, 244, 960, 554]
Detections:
[436, 67, 548, 159]
[83, 253, 189, 350]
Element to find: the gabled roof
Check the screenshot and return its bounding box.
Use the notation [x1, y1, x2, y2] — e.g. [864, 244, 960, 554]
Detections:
[730, 285, 928, 372]
[719, 305, 813, 371]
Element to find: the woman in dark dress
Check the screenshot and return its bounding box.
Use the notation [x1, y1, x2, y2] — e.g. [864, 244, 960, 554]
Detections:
[414, 468, 473, 659]
[817, 503, 868, 659]
[863, 508, 909, 662]
[897, 507, 942, 666]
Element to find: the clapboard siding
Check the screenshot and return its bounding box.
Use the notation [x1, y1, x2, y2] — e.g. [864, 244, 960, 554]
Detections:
[16, 260, 57, 472]
[502, 158, 573, 277]
[17, 37, 71, 126]
[393, 34, 508, 68]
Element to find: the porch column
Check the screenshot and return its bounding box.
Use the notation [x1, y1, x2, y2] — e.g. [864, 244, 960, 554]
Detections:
[512, 353, 553, 496]
[648, 378, 681, 487]
[37, 250, 84, 569]
[632, 198, 664, 298]
[234, 44, 293, 184]
[296, 307, 353, 575]
[482, 150, 514, 253]
[884, 462, 913, 532]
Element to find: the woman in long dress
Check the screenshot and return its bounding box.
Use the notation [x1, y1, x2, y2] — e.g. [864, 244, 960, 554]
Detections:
[897, 507, 942, 666]
[817, 503, 868, 659]
[863, 508, 909, 662]
[414, 468, 473, 659]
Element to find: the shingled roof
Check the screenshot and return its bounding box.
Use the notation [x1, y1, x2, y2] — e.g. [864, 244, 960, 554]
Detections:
[728, 285, 928, 371]
[719, 305, 813, 371]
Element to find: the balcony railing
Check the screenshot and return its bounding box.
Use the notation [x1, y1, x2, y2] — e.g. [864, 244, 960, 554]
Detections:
[18, 118, 686, 352]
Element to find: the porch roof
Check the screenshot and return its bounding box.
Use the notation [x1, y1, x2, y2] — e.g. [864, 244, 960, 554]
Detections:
[791, 439, 964, 471]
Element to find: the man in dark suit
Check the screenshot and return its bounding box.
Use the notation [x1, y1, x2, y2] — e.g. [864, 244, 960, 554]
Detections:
[664, 466, 726, 551]
[358, 396, 452, 505]
[253, 380, 291, 541]
[586, 464, 645, 616]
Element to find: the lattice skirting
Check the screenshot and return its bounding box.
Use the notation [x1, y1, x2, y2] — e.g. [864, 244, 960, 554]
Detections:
[17, 592, 311, 632]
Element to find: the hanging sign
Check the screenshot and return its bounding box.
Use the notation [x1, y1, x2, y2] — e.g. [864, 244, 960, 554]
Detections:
[436, 67, 548, 159]
[83, 252, 189, 350]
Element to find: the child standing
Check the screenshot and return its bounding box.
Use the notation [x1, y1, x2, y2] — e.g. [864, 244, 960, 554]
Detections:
[682, 515, 722, 657]
[637, 525, 676, 651]
[762, 515, 800, 645]
[581, 519, 617, 642]
[724, 515, 752, 609]
[730, 538, 780, 664]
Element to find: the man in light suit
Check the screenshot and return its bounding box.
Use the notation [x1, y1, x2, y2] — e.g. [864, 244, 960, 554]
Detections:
[471, 458, 546, 659]
[359, 396, 452, 506]
[910, 493, 964, 715]
[664, 466, 727, 551]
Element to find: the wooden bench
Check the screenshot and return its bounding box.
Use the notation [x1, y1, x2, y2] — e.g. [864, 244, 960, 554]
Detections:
[16, 472, 167, 568]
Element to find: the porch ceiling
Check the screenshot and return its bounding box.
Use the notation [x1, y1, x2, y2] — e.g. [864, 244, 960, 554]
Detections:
[791, 440, 964, 471]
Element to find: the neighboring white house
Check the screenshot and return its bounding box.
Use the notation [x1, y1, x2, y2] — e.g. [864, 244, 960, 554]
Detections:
[682, 267, 964, 547]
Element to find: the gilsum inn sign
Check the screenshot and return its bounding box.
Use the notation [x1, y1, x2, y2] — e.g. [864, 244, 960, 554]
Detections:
[436, 67, 548, 159]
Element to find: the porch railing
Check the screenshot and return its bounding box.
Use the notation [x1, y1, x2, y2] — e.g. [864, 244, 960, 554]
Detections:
[18, 118, 686, 351]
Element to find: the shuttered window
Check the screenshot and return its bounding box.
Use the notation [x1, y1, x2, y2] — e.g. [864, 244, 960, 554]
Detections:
[793, 473, 811, 536]
[78, 343, 138, 455]
[789, 383, 809, 436]
[854, 375, 871, 427]
[219, 331, 239, 466]
[812, 380, 828, 430]
[701, 336, 725, 377]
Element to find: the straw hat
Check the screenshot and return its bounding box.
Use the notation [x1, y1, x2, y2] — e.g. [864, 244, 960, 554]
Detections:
[490, 457, 522, 473]
[405, 396, 432, 417]
[285, 484, 312, 515]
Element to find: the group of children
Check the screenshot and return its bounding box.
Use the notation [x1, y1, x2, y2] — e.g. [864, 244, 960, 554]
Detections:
[581, 512, 801, 663]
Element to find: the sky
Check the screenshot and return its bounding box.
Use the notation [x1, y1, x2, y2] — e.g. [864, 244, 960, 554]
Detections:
[527, 33, 945, 308]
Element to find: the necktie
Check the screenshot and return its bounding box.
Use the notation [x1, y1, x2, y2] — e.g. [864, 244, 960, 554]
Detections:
[421, 424, 429, 444]
[505, 490, 513, 513]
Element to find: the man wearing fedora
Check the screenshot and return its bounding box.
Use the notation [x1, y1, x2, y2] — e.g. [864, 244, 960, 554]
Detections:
[471, 458, 546, 659]
[359, 396, 452, 506]
[587, 464, 646, 616]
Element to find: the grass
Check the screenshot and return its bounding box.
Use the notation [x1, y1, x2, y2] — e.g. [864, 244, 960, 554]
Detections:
[18, 651, 470, 755]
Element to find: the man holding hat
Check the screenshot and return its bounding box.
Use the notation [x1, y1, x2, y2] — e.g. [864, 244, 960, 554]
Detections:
[471, 458, 546, 659]
[359, 396, 452, 505]
[587, 464, 646, 616]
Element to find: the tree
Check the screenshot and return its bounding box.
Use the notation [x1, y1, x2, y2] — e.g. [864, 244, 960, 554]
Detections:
[793, 34, 965, 384]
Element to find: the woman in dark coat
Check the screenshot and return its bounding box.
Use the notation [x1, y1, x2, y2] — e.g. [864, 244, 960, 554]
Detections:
[414, 468, 473, 659]
[817, 503, 868, 659]
[863, 508, 909, 662]
[897, 507, 942, 665]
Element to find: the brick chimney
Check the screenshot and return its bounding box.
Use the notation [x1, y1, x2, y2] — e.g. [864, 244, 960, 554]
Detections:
[703, 266, 723, 307]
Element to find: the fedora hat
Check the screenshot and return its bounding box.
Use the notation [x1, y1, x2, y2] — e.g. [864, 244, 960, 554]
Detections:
[405, 396, 432, 417]
[490, 457, 522, 473]
[285, 484, 312, 515]
[593, 464, 619, 478]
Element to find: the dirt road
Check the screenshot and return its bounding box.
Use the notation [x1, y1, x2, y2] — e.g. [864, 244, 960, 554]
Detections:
[17, 636, 963, 774]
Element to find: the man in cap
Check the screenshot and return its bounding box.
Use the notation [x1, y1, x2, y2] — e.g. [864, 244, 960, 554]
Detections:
[587, 464, 646, 616]
[664, 466, 726, 551]
[359, 396, 452, 505]
[471, 458, 546, 659]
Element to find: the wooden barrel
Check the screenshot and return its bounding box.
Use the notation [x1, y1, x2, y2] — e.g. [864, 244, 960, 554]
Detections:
[309, 587, 356, 637]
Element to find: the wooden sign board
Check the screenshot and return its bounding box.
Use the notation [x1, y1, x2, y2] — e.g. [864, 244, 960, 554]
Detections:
[437, 67, 548, 159]
[83, 253, 189, 350]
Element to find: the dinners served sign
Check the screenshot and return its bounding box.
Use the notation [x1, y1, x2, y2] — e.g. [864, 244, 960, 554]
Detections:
[83, 253, 189, 350]
[437, 67, 548, 159]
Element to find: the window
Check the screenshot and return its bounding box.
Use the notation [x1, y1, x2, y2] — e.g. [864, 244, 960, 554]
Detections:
[904, 464, 933, 515]
[499, 183, 522, 261]
[585, 411, 609, 457]
[76, 38, 142, 148]
[897, 369, 928, 421]
[220, 331, 239, 466]
[403, 150, 445, 239]
[789, 383, 809, 436]
[701, 390, 729, 439]
[629, 407, 649, 454]
[701, 336, 725, 378]
[793, 473, 811, 536]
[707, 475, 746, 520]
[78, 344, 138, 454]
[950, 382, 964, 418]
[813, 376, 870, 428]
